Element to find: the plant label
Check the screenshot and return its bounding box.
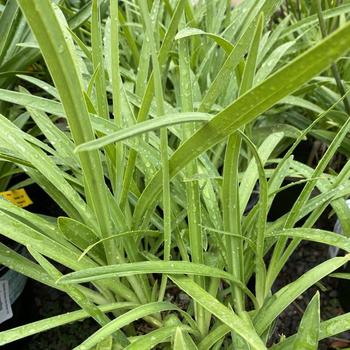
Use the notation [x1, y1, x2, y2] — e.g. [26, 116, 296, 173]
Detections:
[0, 188, 33, 208]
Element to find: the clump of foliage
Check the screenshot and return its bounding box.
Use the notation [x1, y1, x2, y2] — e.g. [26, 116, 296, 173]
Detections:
[0, 0, 350, 349]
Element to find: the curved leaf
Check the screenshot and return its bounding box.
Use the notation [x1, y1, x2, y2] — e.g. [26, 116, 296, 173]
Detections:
[268, 228, 350, 253]
[170, 276, 266, 350]
[175, 27, 234, 54]
[124, 326, 179, 350]
[292, 292, 320, 350]
[0, 302, 136, 346]
[57, 261, 236, 284]
[254, 255, 350, 335]
[174, 327, 198, 350]
[74, 302, 178, 350]
[75, 113, 212, 152]
[271, 311, 350, 350]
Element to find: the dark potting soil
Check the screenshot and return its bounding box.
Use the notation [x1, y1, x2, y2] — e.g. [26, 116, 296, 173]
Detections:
[269, 240, 350, 350]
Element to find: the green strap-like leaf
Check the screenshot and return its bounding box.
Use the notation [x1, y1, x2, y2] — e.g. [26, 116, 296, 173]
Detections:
[26, 247, 115, 334]
[74, 302, 178, 350]
[267, 228, 350, 253]
[75, 113, 212, 152]
[58, 217, 106, 265]
[271, 311, 350, 350]
[292, 292, 320, 350]
[170, 275, 267, 350]
[0, 302, 136, 346]
[173, 327, 198, 350]
[57, 261, 236, 284]
[282, 4, 350, 37]
[124, 326, 179, 350]
[175, 28, 234, 54]
[197, 324, 230, 350]
[17, 74, 60, 98]
[0, 0, 19, 65]
[254, 255, 350, 335]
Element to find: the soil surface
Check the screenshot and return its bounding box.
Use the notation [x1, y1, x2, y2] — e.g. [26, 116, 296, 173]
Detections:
[270, 241, 350, 350]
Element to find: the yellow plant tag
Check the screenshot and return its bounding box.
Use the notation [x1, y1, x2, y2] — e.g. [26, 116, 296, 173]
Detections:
[0, 189, 33, 208]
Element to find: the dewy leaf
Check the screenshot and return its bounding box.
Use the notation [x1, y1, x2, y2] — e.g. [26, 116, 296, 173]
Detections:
[24, 102, 77, 163]
[17, 74, 60, 99]
[270, 311, 350, 350]
[0, 114, 92, 224]
[74, 302, 178, 350]
[124, 326, 178, 350]
[268, 228, 350, 253]
[26, 246, 122, 343]
[253, 255, 350, 335]
[198, 15, 258, 113]
[0, 89, 63, 115]
[0, 302, 136, 346]
[134, 19, 350, 226]
[173, 327, 198, 350]
[170, 276, 267, 350]
[281, 4, 350, 37]
[197, 324, 230, 350]
[175, 27, 234, 54]
[239, 132, 283, 216]
[76, 113, 212, 152]
[58, 217, 106, 265]
[0, 0, 19, 65]
[292, 292, 320, 350]
[255, 41, 295, 84]
[57, 261, 236, 284]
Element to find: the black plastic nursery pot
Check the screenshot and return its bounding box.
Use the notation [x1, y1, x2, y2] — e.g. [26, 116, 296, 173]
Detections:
[0, 240, 28, 331]
[0, 237, 37, 348]
[0, 181, 65, 332]
[0, 182, 34, 331]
